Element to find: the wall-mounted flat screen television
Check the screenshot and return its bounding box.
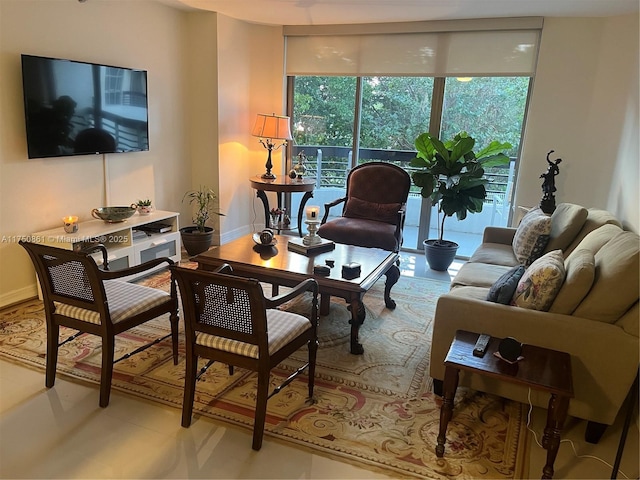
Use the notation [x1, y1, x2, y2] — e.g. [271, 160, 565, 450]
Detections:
[21, 54, 149, 159]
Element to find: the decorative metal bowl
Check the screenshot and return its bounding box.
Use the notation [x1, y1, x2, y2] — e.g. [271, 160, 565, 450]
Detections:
[91, 205, 137, 223]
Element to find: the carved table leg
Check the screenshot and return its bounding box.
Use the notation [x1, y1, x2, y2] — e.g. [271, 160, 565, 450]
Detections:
[436, 365, 459, 457]
[383, 263, 400, 309]
[348, 297, 366, 355]
[255, 190, 269, 229]
[541, 393, 570, 479]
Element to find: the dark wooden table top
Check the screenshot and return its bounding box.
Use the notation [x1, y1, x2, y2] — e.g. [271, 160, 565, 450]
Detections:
[194, 234, 398, 296]
[249, 175, 315, 193]
[445, 330, 573, 397]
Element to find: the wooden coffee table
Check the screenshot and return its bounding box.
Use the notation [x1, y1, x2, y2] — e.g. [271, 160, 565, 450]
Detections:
[194, 234, 400, 354]
[436, 330, 573, 479]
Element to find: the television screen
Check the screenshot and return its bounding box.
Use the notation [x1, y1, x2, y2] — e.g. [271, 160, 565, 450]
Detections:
[21, 54, 149, 159]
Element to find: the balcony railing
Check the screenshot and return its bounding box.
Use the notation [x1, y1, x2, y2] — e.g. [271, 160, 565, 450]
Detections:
[291, 145, 514, 200]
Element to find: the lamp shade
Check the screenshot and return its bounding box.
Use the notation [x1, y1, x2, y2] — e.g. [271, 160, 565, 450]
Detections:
[252, 113, 292, 140]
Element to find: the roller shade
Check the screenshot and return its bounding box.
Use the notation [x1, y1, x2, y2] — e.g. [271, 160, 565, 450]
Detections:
[285, 18, 542, 77]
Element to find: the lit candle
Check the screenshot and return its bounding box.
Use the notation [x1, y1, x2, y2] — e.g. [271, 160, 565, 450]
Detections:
[62, 216, 79, 233]
[306, 206, 320, 221]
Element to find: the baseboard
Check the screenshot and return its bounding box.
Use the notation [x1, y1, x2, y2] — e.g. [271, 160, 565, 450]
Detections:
[0, 285, 38, 309]
[219, 225, 253, 245]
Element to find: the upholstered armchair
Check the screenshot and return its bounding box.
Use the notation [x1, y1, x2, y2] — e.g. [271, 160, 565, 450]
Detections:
[317, 162, 411, 252]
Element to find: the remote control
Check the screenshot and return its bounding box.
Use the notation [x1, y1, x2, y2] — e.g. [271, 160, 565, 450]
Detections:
[473, 333, 491, 357]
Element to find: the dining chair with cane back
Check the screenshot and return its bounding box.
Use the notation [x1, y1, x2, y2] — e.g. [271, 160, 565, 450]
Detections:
[170, 264, 319, 451]
[19, 240, 179, 408]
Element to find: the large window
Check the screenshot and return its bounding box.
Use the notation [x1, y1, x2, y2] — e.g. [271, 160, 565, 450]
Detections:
[289, 74, 530, 255]
[285, 19, 540, 255]
[359, 76, 433, 152]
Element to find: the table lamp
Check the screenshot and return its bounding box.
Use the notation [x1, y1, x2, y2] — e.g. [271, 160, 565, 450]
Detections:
[251, 113, 293, 179]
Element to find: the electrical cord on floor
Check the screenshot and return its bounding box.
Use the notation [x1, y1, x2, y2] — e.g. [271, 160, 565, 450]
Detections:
[526, 388, 630, 479]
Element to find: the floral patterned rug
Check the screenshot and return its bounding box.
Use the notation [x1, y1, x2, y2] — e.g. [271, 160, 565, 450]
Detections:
[0, 269, 528, 479]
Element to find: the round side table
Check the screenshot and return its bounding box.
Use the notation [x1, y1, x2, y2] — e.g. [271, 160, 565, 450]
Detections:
[249, 175, 315, 237]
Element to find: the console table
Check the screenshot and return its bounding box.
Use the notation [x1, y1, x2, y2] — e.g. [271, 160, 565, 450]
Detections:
[437, 330, 573, 479]
[250, 175, 315, 237]
[31, 210, 181, 275]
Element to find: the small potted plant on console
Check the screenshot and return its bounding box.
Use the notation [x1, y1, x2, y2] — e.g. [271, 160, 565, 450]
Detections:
[180, 186, 224, 256]
[135, 198, 153, 215]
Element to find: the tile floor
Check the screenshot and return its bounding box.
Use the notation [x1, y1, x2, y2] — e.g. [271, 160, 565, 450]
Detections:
[1, 255, 638, 479]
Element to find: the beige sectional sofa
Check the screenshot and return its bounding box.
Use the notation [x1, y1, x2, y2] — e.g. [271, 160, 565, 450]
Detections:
[430, 203, 639, 442]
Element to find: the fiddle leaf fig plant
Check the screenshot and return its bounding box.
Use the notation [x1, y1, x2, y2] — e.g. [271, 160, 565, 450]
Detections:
[410, 131, 512, 243]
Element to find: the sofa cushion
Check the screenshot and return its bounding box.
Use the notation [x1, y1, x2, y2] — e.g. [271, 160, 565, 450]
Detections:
[512, 250, 565, 311]
[514, 205, 534, 225]
[615, 302, 639, 337]
[487, 265, 526, 304]
[549, 249, 595, 315]
[448, 285, 491, 301]
[317, 216, 398, 251]
[343, 196, 401, 224]
[451, 262, 514, 288]
[512, 207, 552, 266]
[573, 231, 640, 323]
[469, 242, 519, 266]
[564, 208, 622, 255]
[568, 223, 622, 256]
[544, 203, 588, 253]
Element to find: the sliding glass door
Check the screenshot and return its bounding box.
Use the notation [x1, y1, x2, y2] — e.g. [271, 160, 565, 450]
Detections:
[433, 76, 530, 255]
[288, 75, 530, 255]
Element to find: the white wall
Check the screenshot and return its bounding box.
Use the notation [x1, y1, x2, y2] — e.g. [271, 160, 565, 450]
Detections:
[179, 12, 283, 242]
[215, 15, 285, 242]
[599, 14, 639, 232]
[516, 15, 639, 232]
[0, 0, 189, 305]
[183, 12, 221, 232]
[0, 0, 286, 307]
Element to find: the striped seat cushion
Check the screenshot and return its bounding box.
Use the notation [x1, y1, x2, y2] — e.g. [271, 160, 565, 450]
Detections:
[195, 308, 311, 358]
[54, 280, 171, 325]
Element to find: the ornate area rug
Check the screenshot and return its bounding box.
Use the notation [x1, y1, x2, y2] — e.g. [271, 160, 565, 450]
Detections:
[0, 269, 528, 479]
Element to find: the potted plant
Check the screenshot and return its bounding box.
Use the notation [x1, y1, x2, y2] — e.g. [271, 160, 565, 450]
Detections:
[179, 186, 224, 256]
[135, 198, 153, 215]
[410, 131, 512, 271]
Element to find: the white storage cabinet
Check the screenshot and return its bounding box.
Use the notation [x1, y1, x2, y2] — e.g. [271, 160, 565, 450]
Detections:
[31, 210, 181, 277]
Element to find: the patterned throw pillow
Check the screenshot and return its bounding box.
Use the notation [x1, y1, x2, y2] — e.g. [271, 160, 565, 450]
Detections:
[511, 250, 566, 311]
[512, 207, 552, 266]
[486, 265, 526, 304]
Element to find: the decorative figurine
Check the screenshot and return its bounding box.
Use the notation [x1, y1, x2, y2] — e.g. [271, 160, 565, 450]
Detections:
[540, 150, 562, 214]
[292, 151, 307, 180]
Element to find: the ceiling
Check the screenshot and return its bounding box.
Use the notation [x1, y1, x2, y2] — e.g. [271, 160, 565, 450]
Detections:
[159, 0, 640, 26]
